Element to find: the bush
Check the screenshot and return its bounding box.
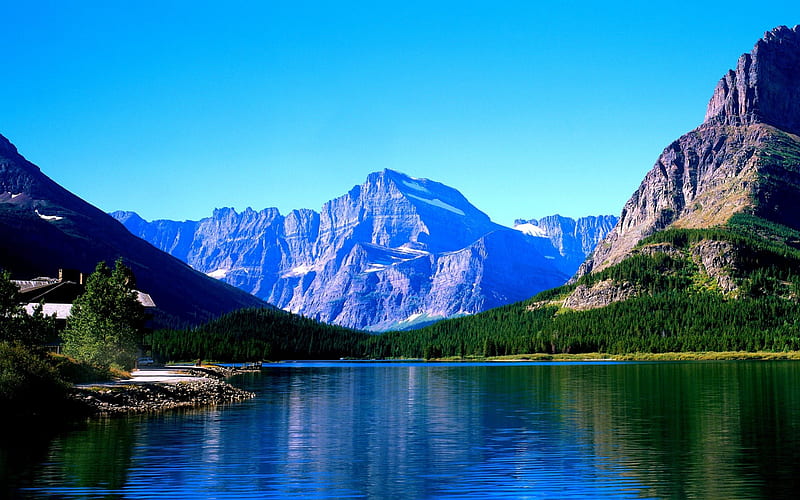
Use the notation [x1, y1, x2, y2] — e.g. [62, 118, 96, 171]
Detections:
[49, 354, 118, 384]
[0, 342, 70, 419]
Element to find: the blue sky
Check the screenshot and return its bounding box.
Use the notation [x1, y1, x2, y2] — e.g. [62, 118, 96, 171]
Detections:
[1, 2, 797, 225]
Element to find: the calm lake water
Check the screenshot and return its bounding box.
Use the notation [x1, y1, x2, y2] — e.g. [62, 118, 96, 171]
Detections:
[4, 361, 800, 499]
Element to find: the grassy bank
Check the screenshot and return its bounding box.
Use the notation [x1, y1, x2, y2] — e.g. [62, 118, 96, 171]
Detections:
[438, 351, 800, 362]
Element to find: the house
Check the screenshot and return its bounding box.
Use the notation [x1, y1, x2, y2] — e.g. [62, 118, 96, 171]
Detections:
[13, 268, 156, 322]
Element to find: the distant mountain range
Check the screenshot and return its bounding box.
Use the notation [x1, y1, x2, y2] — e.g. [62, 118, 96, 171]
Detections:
[113, 169, 616, 330]
[513, 215, 618, 277]
[0, 134, 267, 327]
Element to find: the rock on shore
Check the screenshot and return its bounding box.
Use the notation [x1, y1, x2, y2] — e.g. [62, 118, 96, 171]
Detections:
[70, 372, 255, 415]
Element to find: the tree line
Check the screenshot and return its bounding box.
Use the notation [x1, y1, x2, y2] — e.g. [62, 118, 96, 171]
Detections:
[149, 307, 372, 362]
[147, 215, 800, 361]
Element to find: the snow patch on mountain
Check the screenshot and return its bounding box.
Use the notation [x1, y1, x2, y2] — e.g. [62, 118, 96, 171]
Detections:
[406, 193, 466, 215]
[514, 222, 547, 237]
[207, 268, 229, 279]
[35, 209, 63, 221]
[364, 263, 387, 273]
[394, 245, 429, 255]
[281, 264, 315, 278]
[401, 180, 430, 193]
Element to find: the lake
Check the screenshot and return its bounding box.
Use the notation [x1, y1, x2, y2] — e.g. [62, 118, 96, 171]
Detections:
[4, 361, 800, 499]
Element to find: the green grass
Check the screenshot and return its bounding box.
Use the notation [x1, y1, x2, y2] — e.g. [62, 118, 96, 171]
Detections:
[486, 351, 800, 361]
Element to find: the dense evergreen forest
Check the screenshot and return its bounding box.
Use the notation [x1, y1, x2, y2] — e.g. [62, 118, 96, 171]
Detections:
[150, 214, 800, 361]
[149, 307, 371, 361]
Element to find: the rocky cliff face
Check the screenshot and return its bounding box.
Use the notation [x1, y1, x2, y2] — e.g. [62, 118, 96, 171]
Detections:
[705, 25, 800, 135]
[579, 25, 800, 276]
[114, 170, 615, 330]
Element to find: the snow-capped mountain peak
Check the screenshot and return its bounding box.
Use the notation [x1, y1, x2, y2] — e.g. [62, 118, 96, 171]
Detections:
[113, 170, 616, 330]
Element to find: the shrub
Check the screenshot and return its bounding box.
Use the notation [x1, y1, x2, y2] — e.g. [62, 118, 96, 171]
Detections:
[0, 342, 70, 419]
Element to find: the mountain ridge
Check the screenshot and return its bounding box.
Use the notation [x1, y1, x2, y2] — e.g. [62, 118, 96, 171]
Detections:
[113, 171, 616, 330]
[356, 25, 800, 359]
[704, 25, 800, 134]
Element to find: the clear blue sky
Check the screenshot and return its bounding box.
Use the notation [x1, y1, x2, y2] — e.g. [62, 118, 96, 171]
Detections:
[1, 1, 797, 226]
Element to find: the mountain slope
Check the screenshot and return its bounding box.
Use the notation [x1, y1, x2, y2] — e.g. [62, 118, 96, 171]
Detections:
[113, 170, 615, 330]
[578, 25, 800, 276]
[0, 134, 267, 327]
[370, 213, 800, 358]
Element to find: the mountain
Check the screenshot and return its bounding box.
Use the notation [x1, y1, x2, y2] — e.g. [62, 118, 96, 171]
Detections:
[113, 170, 616, 330]
[366, 25, 800, 358]
[0, 134, 267, 327]
[570, 24, 800, 312]
[513, 215, 618, 275]
[578, 25, 800, 277]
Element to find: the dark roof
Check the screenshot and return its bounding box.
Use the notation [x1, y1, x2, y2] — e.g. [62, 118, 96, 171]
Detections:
[15, 280, 84, 304]
[12, 278, 156, 308]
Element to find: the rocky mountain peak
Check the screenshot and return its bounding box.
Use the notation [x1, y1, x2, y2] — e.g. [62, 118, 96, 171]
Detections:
[114, 167, 616, 330]
[109, 210, 145, 225]
[1, 133, 43, 196]
[578, 26, 800, 278]
[0, 133, 267, 325]
[514, 214, 618, 271]
[704, 25, 800, 135]
[365, 168, 481, 217]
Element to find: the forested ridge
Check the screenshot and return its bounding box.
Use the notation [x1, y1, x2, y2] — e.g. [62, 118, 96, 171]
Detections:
[149, 307, 371, 362]
[150, 215, 800, 361]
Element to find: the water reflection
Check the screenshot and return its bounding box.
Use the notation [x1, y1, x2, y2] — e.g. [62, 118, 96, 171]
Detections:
[562, 362, 800, 498]
[7, 362, 800, 498]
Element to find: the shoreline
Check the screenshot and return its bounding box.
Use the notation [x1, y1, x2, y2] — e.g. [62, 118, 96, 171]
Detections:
[64, 352, 800, 416]
[70, 365, 257, 416]
[477, 351, 800, 362]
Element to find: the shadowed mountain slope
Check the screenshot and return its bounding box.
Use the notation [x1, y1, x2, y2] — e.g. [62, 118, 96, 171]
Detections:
[0, 134, 267, 327]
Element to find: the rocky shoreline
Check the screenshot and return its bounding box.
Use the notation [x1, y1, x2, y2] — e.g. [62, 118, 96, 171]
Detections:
[70, 365, 257, 416]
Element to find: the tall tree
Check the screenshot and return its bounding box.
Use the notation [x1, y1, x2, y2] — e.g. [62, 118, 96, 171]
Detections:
[62, 260, 144, 370]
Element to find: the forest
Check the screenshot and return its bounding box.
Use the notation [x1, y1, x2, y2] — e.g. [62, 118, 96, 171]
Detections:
[149, 214, 800, 361]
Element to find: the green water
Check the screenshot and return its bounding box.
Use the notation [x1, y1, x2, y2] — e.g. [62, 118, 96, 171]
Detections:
[3, 361, 800, 498]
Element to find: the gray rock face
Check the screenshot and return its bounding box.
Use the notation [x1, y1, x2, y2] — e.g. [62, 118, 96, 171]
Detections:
[705, 25, 800, 135]
[513, 215, 618, 274]
[562, 279, 639, 311]
[578, 26, 800, 277]
[690, 240, 739, 294]
[113, 170, 614, 330]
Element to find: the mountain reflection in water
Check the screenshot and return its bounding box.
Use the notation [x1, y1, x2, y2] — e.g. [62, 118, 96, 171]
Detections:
[5, 361, 800, 499]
